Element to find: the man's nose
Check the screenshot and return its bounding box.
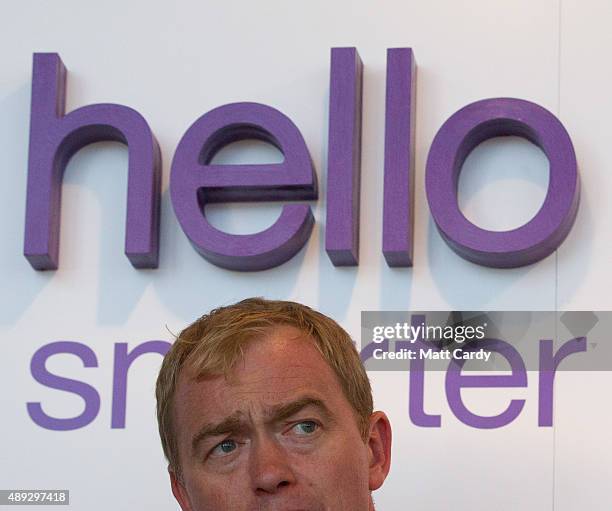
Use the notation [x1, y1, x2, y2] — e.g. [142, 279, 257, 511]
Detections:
[249, 435, 296, 494]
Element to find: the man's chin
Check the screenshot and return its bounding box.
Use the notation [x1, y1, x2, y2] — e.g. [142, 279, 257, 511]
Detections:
[245, 501, 328, 511]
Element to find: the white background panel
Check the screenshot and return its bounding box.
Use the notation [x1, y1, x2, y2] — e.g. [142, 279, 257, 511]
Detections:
[0, 1, 605, 510]
[556, 1, 612, 509]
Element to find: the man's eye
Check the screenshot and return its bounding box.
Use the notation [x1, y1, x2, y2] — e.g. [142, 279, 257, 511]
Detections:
[210, 439, 237, 457]
[292, 421, 318, 435]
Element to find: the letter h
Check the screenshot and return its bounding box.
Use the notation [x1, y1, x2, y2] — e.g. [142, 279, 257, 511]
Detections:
[24, 53, 161, 270]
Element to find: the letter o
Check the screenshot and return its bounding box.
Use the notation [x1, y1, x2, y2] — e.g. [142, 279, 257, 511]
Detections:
[425, 98, 579, 268]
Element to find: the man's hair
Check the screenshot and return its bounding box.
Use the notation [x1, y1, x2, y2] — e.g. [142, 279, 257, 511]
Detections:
[155, 297, 373, 480]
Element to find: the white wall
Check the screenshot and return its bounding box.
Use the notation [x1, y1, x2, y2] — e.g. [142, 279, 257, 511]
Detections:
[0, 1, 609, 509]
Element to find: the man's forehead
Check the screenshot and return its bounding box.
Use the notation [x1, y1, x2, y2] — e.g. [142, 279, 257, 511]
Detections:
[177, 365, 330, 410]
[173, 328, 343, 424]
[181, 326, 328, 382]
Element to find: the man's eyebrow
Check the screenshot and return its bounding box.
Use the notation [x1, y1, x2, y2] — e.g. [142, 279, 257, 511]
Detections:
[266, 396, 335, 425]
[190, 397, 334, 457]
[191, 413, 246, 457]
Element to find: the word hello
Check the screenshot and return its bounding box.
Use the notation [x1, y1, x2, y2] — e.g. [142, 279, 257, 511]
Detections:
[24, 48, 579, 272]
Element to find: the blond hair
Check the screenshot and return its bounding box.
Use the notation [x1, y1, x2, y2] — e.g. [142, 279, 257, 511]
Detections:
[155, 297, 372, 479]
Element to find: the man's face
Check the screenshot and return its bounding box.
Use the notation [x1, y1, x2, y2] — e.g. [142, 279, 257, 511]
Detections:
[169, 325, 390, 511]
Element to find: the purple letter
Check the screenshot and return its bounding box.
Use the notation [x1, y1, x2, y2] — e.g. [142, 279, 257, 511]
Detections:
[27, 341, 100, 430]
[409, 314, 442, 427]
[538, 337, 586, 426]
[325, 47, 363, 266]
[426, 98, 579, 268]
[446, 340, 527, 428]
[170, 102, 317, 271]
[383, 48, 416, 267]
[24, 53, 162, 270]
[111, 341, 170, 428]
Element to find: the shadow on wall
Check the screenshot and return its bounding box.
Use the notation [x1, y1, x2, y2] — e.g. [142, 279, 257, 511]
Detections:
[7, 104, 591, 326]
[11, 118, 317, 325]
[554, 177, 591, 309]
[426, 135, 588, 309]
[0, 83, 55, 325]
[152, 138, 312, 322]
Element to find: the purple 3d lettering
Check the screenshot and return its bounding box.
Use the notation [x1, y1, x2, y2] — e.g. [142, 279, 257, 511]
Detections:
[23, 52, 581, 272]
[170, 102, 317, 271]
[325, 47, 363, 265]
[24, 53, 161, 270]
[425, 98, 580, 268]
[382, 48, 416, 267]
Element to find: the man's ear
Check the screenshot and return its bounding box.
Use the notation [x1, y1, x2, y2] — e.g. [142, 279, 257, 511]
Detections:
[367, 411, 392, 491]
[169, 465, 193, 511]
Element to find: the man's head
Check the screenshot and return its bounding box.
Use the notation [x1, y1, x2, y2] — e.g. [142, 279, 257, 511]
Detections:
[156, 298, 391, 511]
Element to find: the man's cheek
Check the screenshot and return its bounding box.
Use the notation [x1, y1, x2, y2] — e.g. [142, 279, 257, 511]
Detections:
[332, 445, 370, 501]
[304, 449, 364, 492]
[185, 473, 245, 511]
[310, 462, 369, 511]
[193, 487, 241, 511]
